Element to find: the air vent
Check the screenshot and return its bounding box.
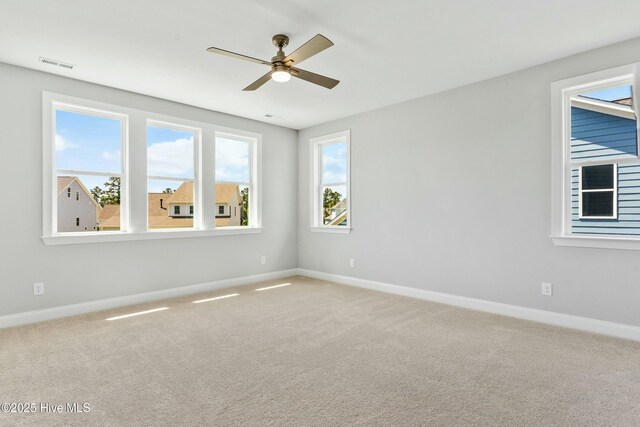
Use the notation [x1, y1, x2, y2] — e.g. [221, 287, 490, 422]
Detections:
[39, 57, 76, 70]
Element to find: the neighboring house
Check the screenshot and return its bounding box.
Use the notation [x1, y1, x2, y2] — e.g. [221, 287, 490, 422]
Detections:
[100, 182, 243, 230]
[570, 95, 640, 235]
[57, 176, 101, 232]
[324, 198, 348, 226]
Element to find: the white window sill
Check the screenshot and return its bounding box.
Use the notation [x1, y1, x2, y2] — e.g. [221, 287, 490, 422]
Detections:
[42, 227, 262, 246]
[552, 235, 640, 251]
[310, 226, 352, 234]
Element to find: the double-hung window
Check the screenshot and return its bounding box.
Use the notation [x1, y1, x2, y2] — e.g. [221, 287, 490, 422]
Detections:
[552, 64, 640, 249]
[50, 103, 127, 234]
[147, 123, 197, 229]
[214, 131, 260, 228]
[43, 93, 261, 244]
[310, 130, 351, 232]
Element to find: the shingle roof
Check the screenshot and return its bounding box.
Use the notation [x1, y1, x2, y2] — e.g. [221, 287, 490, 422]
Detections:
[164, 182, 240, 205]
[57, 176, 76, 194]
[99, 204, 119, 222]
[99, 184, 241, 229]
[613, 97, 632, 106]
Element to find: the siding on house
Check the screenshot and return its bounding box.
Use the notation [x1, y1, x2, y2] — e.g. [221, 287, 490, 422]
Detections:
[570, 106, 637, 160]
[571, 106, 640, 235]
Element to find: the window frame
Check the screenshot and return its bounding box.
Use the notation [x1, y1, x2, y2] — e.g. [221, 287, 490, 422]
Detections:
[214, 129, 262, 229]
[42, 92, 262, 245]
[309, 130, 351, 234]
[146, 119, 200, 230]
[46, 98, 129, 235]
[551, 63, 640, 250]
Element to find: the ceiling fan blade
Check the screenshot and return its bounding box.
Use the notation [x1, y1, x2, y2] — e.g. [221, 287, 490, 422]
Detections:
[291, 67, 339, 89]
[243, 71, 272, 91]
[206, 47, 271, 66]
[283, 34, 334, 66]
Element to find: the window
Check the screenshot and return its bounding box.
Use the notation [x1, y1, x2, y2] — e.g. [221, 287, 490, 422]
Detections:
[147, 123, 196, 229]
[43, 93, 261, 244]
[552, 64, 640, 249]
[579, 164, 617, 219]
[215, 131, 260, 228]
[310, 130, 351, 232]
[52, 105, 125, 234]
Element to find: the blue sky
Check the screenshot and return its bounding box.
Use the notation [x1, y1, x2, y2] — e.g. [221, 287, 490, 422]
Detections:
[582, 85, 632, 102]
[322, 142, 347, 185]
[56, 110, 250, 193]
[56, 110, 122, 191]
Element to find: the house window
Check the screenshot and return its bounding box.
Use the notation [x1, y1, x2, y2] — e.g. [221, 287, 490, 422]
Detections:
[52, 104, 125, 233]
[75, 218, 79, 226]
[579, 164, 617, 219]
[43, 93, 261, 245]
[310, 130, 351, 232]
[147, 123, 196, 229]
[552, 65, 640, 249]
[215, 131, 260, 228]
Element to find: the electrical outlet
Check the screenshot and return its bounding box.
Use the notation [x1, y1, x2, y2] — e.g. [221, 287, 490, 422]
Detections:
[33, 282, 44, 296]
[260, 256, 266, 265]
[349, 258, 355, 268]
[541, 282, 553, 296]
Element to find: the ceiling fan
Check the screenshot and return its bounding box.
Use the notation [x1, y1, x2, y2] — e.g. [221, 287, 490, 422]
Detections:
[206, 34, 339, 91]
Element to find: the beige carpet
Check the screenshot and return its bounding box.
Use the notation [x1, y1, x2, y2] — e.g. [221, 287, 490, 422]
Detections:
[1, 276, 640, 427]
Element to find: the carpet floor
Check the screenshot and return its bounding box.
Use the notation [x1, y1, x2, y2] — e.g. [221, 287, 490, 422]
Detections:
[1, 276, 640, 426]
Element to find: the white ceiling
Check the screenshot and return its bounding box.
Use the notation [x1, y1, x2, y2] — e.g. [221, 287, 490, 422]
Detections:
[2, 1, 640, 130]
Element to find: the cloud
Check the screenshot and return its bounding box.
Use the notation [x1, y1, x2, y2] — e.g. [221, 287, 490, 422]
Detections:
[215, 138, 249, 182]
[55, 134, 78, 152]
[147, 138, 194, 177]
[322, 148, 347, 184]
[101, 150, 120, 161]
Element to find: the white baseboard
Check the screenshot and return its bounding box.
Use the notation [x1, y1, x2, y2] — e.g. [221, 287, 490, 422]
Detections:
[0, 269, 299, 329]
[296, 268, 640, 342]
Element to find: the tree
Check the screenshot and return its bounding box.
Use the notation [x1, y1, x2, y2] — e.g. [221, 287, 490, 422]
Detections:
[91, 177, 121, 207]
[162, 188, 175, 194]
[323, 188, 342, 220]
[240, 187, 249, 226]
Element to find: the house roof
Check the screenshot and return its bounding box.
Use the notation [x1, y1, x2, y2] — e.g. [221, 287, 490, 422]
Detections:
[571, 96, 636, 120]
[99, 184, 241, 229]
[164, 182, 240, 205]
[99, 204, 119, 222]
[57, 176, 76, 194]
[613, 97, 632, 107]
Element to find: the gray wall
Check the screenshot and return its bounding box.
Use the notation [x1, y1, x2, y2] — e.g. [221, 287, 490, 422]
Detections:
[0, 62, 298, 317]
[298, 37, 640, 327]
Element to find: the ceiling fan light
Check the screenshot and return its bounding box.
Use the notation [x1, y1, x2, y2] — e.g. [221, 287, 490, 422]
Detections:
[272, 70, 291, 83]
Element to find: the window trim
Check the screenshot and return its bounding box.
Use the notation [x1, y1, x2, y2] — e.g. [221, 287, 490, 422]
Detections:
[551, 63, 640, 250]
[578, 164, 618, 220]
[42, 92, 262, 245]
[45, 95, 130, 236]
[146, 119, 200, 230]
[214, 129, 262, 229]
[309, 130, 351, 233]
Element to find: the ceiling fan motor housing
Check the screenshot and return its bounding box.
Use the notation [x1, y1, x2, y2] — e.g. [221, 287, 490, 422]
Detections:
[272, 34, 289, 49]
